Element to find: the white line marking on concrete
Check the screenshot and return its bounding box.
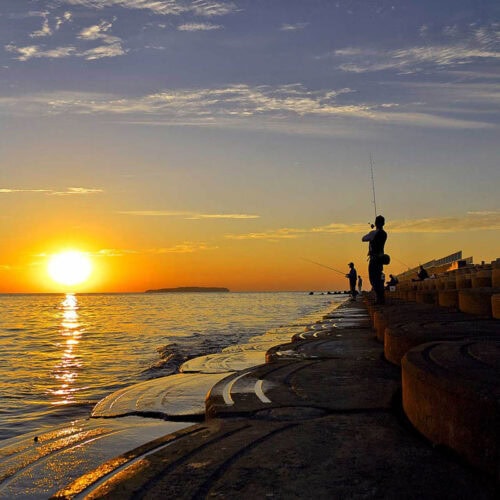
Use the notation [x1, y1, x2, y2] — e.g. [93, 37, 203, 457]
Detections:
[222, 372, 248, 405]
[254, 380, 272, 404]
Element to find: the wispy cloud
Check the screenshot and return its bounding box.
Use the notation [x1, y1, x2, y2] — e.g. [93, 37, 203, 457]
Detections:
[225, 211, 500, 242]
[0, 85, 368, 118]
[50, 187, 104, 195]
[28, 10, 72, 38]
[60, 0, 238, 17]
[1, 82, 494, 131]
[30, 14, 52, 38]
[333, 24, 500, 74]
[118, 210, 259, 219]
[178, 22, 222, 31]
[225, 228, 304, 242]
[7, 18, 125, 61]
[152, 242, 218, 253]
[5, 44, 77, 61]
[96, 242, 217, 256]
[82, 43, 126, 60]
[0, 188, 52, 194]
[5, 42, 125, 61]
[0, 187, 103, 195]
[79, 21, 121, 44]
[280, 22, 309, 32]
[389, 211, 500, 233]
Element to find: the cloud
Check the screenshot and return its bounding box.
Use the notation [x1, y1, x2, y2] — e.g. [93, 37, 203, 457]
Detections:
[178, 22, 222, 31]
[389, 211, 500, 233]
[7, 19, 126, 61]
[225, 211, 500, 242]
[60, 0, 238, 17]
[56, 12, 73, 30]
[30, 16, 52, 38]
[152, 242, 218, 253]
[79, 21, 120, 43]
[28, 10, 72, 38]
[6, 44, 71, 61]
[6, 42, 125, 61]
[82, 43, 126, 59]
[50, 187, 104, 195]
[0, 187, 103, 195]
[225, 227, 306, 241]
[336, 45, 500, 74]
[334, 24, 500, 74]
[0, 188, 52, 194]
[2, 85, 367, 119]
[118, 210, 259, 219]
[95, 242, 217, 256]
[2, 81, 495, 131]
[280, 22, 309, 32]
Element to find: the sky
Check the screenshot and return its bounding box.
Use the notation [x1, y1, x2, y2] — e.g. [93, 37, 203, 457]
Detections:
[0, 0, 499, 293]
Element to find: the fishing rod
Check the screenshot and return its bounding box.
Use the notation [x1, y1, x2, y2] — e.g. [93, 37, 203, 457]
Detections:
[369, 153, 377, 220]
[392, 256, 411, 269]
[301, 258, 346, 276]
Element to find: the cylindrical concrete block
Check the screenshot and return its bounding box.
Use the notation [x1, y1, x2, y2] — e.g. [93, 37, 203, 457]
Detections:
[385, 320, 500, 366]
[472, 270, 492, 288]
[456, 273, 472, 290]
[492, 268, 500, 288]
[492, 293, 500, 320]
[444, 276, 457, 290]
[438, 289, 459, 309]
[416, 290, 438, 305]
[436, 278, 446, 291]
[402, 339, 500, 479]
[373, 311, 387, 342]
[459, 288, 497, 317]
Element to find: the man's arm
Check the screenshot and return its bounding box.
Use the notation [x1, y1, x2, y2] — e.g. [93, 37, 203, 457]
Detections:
[362, 229, 378, 242]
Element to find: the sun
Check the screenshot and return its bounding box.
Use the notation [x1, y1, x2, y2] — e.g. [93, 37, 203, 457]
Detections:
[48, 251, 93, 286]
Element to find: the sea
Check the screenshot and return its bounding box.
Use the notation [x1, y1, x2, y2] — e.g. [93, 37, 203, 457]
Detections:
[0, 292, 346, 442]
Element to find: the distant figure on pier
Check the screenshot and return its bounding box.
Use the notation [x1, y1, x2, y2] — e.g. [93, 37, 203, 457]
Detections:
[362, 215, 388, 305]
[386, 274, 399, 289]
[346, 262, 358, 301]
[413, 265, 429, 281]
[357, 275, 363, 293]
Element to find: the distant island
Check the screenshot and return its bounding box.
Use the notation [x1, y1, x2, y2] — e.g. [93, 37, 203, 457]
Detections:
[145, 287, 230, 293]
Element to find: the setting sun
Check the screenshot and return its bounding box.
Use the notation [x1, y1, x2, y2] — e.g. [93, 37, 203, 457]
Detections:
[48, 251, 93, 286]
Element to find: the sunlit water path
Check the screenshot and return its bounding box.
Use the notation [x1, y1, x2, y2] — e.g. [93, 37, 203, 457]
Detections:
[0, 292, 344, 440]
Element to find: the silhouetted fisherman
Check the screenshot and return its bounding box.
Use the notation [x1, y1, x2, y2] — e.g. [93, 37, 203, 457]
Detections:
[362, 215, 387, 305]
[346, 262, 358, 301]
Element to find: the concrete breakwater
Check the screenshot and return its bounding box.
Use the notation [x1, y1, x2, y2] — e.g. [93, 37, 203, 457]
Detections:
[0, 295, 498, 498]
[391, 257, 500, 319]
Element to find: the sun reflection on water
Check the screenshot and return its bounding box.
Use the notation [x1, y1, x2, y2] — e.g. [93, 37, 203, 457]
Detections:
[51, 294, 83, 406]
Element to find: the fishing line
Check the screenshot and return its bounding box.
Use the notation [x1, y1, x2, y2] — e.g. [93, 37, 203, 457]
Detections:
[301, 258, 346, 276]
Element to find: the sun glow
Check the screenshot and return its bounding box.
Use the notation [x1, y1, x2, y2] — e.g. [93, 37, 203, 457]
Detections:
[48, 251, 93, 286]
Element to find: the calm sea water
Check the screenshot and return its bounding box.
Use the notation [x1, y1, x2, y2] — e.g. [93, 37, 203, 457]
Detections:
[0, 292, 344, 441]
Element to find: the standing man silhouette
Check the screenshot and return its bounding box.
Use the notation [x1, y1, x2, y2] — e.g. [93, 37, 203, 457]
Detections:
[362, 215, 387, 305]
[346, 262, 357, 301]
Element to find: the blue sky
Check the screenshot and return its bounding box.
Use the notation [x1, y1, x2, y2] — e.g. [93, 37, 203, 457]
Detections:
[0, 0, 499, 291]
